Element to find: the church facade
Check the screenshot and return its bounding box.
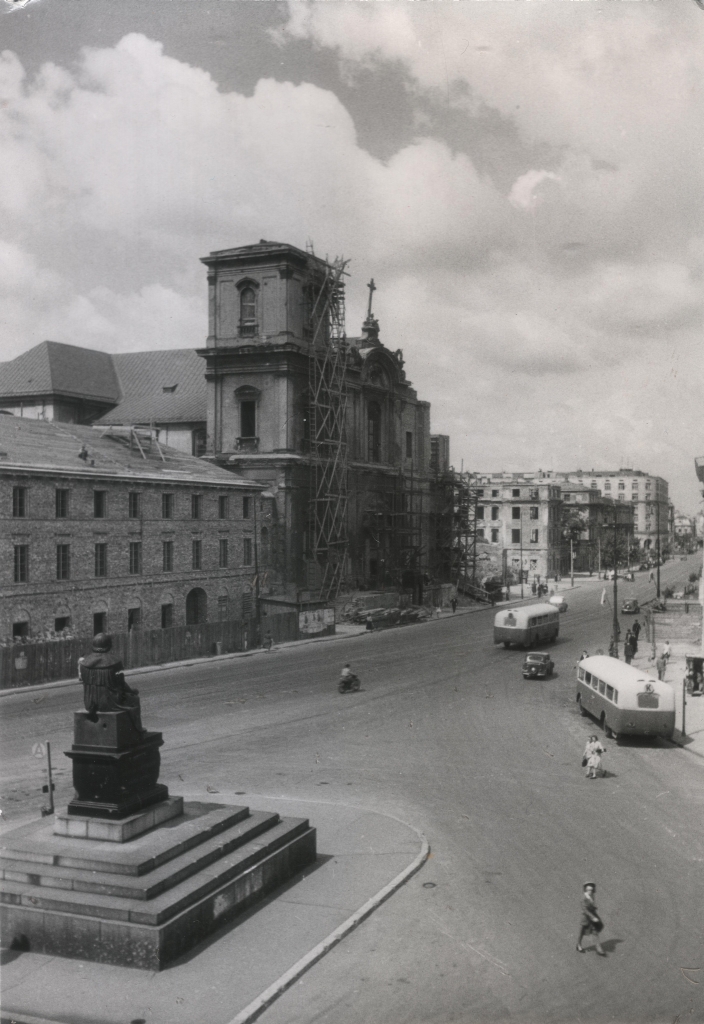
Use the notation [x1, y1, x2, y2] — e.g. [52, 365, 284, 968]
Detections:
[197, 241, 440, 595]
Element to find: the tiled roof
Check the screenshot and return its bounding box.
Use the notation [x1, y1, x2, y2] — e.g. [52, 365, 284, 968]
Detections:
[96, 349, 206, 426]
[0, 416, 256, 487]
[0, 341, 120, 404]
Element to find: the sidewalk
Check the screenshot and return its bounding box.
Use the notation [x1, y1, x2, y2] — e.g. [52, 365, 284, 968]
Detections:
[630, 640, 704, 759]
[0, 794, 428, 1024]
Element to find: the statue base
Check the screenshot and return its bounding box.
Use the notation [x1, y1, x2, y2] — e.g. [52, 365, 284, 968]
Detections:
[64, 711, 169, 820]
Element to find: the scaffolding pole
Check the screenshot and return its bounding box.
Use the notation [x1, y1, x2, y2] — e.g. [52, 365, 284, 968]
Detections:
[308, 256, 350, 601]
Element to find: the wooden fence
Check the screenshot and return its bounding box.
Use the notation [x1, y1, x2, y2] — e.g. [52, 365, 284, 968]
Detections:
[0, 611, 299, 690]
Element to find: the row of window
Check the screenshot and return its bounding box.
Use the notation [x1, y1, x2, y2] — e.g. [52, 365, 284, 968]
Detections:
[11, 488, 253, 522]
[476, 487, 542, 500]
[579, 668, 619, 705]
[477, 506, 542, 522]
[12, 538, 256, 583]
[478, 528, 542, 544]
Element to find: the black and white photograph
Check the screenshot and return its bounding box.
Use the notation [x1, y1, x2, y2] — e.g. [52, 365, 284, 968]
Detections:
[0, 2, 703, 1022]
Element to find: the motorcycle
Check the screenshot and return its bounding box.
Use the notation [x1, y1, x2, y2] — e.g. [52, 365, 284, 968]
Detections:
[338, 672, 361, 694]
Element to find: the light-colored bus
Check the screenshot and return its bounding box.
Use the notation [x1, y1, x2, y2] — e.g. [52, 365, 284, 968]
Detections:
[576, 655, 675, 740]
[493, 603, 560, 649]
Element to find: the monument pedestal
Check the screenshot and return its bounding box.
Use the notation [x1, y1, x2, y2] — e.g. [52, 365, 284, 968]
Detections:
[0, 698, 317, 969]
[64, 711, 169, 820]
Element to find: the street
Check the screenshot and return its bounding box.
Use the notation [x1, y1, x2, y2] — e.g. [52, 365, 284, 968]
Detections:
[2, 556, 703, 1023]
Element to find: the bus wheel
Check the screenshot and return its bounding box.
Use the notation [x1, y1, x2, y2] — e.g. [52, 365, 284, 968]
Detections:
[604, 721, 614, 739]
[577, 695, 587, 717]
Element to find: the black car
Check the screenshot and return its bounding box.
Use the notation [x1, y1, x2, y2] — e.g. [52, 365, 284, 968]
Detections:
[621, 599, 640, 614]
[522, 652, 554, 679]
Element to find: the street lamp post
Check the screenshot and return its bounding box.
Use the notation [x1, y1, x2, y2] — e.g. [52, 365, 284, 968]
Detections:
[656, 497, 661, 599]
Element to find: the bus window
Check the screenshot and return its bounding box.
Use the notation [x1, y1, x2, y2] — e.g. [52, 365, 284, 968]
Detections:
[598, 681, 606, 695]
[578, 668, 585, 681]
[528, 618, 535, 627]
[613, 690, 618, 704]
[592, 676, 599, 689]
[585, 672, 591, 683]
[606, 685, 614, 701]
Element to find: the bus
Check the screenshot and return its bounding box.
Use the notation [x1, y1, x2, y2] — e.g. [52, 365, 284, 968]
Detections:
[493, 603, 560, 649]
[576, 655, 675, 740]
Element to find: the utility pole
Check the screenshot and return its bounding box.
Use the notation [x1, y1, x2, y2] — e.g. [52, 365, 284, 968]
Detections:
[656, 497, 662, 598]
[520, 515, 524, 600]
[570, 537, 574, 589]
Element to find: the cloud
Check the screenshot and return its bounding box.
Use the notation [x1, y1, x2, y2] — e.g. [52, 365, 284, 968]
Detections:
[1, 19, 703, 511]
[509, 170, 560, 212]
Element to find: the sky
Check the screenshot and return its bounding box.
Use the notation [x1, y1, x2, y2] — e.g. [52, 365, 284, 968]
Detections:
[1, 0, 703, 514]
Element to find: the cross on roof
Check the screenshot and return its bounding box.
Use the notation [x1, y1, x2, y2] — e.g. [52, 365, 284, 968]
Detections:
[366, 278, 376, 318]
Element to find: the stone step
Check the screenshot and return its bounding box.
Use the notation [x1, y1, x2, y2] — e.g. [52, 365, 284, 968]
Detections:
[0, 817, 310, 927]
[0, 802, 249, 876]
[1, 820, 317, 970]
[0, 810, 280, 901]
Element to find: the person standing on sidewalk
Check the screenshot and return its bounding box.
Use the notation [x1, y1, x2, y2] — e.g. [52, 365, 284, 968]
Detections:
[624, 634, 635, 665]
[632, 619, 641, 652]
[577, 883, 606, 955]
[662, 639, 671, 663]
[451, 597, 457, 614]
[656, 652, 667, 681]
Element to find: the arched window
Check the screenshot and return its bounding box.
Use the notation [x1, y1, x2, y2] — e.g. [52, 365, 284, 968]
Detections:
[367, 402, 381, 463]
[240, 286, 257, 336]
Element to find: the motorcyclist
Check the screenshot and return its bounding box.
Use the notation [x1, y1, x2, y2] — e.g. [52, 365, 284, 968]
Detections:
[338, 663, 360, 693]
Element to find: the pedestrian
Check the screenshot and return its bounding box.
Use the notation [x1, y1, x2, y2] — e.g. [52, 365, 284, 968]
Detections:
[263, 632, 273, 652]
[576, 883, 606, 955]
[583, 735, 606, 779]
[531, 580, 537, 595]
[662, 639, 671, 662]
[649, 570, 655, 583]
[655, 652, 667, 681]
[624, 636, 634, 665]
[632, 618, 641, 640]
[451, 597, 457, 614]
[579, 650, 589, 662]
[365, 613, 374, 632]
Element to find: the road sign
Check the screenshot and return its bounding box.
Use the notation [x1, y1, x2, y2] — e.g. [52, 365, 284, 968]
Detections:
[32, 742, 46, 759]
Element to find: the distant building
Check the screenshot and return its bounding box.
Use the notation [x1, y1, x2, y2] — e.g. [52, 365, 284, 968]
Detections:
[0, 417, 264, 640]
[559, 484, 635, 573]
[674, 512, 697, 545]
[471, 473, 563, 582]
[538, 469, 669, 554]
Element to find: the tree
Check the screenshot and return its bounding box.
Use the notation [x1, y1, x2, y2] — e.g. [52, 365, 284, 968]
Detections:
[561, 506, 586, 543]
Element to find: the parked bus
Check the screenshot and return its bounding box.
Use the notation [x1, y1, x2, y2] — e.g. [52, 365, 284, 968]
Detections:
[493, 603, 560, 648]
[576, 655, 675, 741]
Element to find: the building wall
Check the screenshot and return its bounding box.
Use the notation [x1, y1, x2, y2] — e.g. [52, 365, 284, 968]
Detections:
[1, 472, 263, 639]
[200, 242, 439, 592]
[559, 470, 668, 550]
[473, 478, 563, 582]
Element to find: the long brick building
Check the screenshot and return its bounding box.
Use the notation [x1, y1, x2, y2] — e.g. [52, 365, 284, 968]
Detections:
[0, 416, 265, 640]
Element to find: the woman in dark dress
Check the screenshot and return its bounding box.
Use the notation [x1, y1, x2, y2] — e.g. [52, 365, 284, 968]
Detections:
[577, 882, 606, 955]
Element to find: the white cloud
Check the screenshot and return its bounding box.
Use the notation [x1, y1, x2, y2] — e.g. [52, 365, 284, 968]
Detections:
[1, 18, 703, 510]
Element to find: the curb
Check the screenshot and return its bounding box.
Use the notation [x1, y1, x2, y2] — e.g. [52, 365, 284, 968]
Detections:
[225, 829, 430, 1024]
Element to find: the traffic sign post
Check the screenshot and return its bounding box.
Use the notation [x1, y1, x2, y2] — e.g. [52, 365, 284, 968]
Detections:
[34, 741, 55, 816]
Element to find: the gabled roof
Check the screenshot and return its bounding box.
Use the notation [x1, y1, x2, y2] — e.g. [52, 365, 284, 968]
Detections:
[0, 416, 256, 487]
[96, 349, 206, 426]
[0, 341, 120, 404]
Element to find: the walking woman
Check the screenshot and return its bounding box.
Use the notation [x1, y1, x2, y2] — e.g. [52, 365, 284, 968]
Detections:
[577, 882, 606, 955]
[583, 735, 606, 779]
